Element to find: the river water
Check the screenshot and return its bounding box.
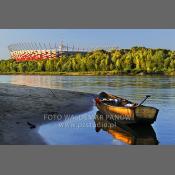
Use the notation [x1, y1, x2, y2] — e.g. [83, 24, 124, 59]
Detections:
[0, 75, 175, 145]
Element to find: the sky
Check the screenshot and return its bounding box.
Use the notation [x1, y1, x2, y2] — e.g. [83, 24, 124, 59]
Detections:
[0, 29, 175, 59]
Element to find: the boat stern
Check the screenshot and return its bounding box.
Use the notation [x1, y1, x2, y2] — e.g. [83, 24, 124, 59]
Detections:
[135, 106, 159, 124]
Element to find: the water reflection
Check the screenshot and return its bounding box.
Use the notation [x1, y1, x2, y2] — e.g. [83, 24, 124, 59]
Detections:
[3, 75, 175, 91]
[8, 76, 175, 102]
[4, 75, 175, 104]
[38, 107, 159, 145]
[95, 111, 159, 145]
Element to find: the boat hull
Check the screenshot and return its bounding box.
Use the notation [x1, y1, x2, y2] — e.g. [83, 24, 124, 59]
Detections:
[95, 93, 159, 124]
[96, 103, 136, 124]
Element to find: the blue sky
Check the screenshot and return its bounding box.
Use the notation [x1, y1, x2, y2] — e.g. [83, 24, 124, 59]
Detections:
[0, 29, 175, 59]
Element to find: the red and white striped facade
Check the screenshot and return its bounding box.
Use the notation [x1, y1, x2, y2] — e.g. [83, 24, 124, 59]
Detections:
[8, 42, 88, 62]
[10, 49, 57, 61]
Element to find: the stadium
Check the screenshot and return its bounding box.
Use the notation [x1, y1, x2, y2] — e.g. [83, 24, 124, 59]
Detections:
[8, 42, 88, 61]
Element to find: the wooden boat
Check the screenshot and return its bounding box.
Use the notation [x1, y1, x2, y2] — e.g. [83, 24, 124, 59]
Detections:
[95, 111, 159, 145]
[95, 92, 159, 124]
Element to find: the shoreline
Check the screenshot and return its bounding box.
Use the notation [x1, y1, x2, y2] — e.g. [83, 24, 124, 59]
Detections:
[0, 71, 175, 76]
[0, 83, 95, 144]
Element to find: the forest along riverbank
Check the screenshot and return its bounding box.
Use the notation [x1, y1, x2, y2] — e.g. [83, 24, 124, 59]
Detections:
[0, 83, 95, 144]
[1, 47, 175, 75]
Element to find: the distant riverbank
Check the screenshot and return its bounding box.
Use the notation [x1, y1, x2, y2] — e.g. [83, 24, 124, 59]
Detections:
[0, 70, 175, 76]
[0, 83, 95, 144]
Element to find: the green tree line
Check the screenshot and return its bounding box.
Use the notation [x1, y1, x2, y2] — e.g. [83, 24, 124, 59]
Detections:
[0, 47, 175, 75]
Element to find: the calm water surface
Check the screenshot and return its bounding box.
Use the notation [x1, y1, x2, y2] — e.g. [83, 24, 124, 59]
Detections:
[0, 75, 175, 145]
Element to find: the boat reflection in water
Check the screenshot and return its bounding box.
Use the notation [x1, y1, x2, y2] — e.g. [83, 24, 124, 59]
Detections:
[94, 111, 159, 145]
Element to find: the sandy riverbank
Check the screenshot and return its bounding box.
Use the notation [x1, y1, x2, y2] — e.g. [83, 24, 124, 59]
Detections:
[0, 83, 95, 144]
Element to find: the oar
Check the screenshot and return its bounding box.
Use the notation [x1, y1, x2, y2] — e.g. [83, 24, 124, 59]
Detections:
[137, 95, 151, 106]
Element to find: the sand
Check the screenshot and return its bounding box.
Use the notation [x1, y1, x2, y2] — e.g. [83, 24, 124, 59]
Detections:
[0, 83, 95, 144]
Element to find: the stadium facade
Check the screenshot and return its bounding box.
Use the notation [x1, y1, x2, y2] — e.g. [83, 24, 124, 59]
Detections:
[8, 42, 88, 61]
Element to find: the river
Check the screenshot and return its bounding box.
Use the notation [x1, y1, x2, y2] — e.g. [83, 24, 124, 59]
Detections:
[0, 75, 174, 145]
